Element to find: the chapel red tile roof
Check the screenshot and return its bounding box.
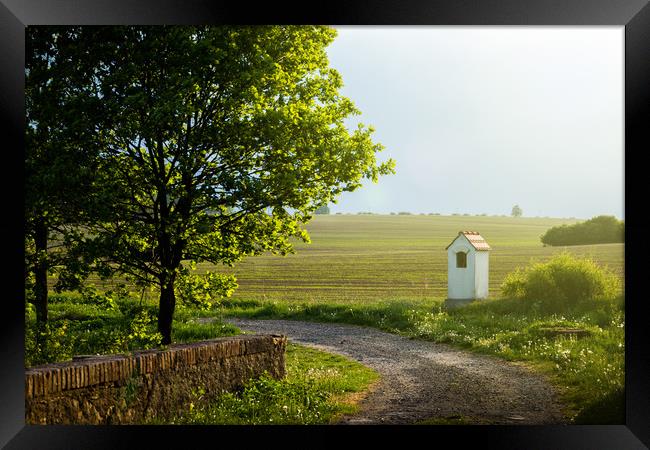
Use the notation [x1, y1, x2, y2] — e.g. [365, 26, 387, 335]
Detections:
[445, 231, 491, 251]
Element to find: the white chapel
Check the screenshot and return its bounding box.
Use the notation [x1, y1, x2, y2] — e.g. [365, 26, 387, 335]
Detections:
[446, 231, 491, 300]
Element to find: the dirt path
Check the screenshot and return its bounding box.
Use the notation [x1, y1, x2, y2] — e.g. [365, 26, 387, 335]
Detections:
[223, 318, 568, 425]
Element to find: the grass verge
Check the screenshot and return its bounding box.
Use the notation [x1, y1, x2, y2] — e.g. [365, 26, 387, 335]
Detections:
[220, 294, 624, 424]
[154, 342, 379, 425]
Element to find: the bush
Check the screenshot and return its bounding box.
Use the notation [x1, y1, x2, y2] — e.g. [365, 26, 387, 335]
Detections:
[25, 302, 76, 367]
[501, 253, 621, 312]
[541, 215, 624, 246]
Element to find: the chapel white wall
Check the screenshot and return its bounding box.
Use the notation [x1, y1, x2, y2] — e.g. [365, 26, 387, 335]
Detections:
[447, 236, 476, 300]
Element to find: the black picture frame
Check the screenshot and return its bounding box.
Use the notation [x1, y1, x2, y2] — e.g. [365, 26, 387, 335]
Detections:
[2, 1, 648, 448]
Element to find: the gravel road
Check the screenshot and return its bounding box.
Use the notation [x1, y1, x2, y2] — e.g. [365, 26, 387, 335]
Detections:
[223, 318, 568, 425]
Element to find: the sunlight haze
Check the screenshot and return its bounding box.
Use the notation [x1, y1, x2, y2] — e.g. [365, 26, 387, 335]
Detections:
[325, 27, 624, 220]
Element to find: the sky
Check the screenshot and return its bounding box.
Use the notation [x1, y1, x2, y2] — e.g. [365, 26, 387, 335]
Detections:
[324, 27, 624, 219]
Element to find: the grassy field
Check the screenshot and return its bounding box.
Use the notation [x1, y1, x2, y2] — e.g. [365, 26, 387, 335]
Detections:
[208, 214, 625, 424]
[38, 214, 625, 424]
[198, 214, 624, 304]
[67, 214, 624, 303]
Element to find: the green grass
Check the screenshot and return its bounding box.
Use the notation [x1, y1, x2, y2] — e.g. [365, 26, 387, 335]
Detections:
[172, 320, 239, 343]
[24, 295, 238, 367]
[220, 296, 624, 423]
[156, 342, 379, 425]
[36, 214, 625, 423]
[200, 215, 623, 424]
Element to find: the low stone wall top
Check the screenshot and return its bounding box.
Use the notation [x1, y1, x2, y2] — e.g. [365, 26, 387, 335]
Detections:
[26, 334, 285, 399]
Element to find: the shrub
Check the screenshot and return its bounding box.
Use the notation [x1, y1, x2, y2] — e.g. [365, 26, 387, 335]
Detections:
[540, 215, 624, 246]
[501, 253, 621, 312]
[25, 306, 76, 367]
[126, 309, 163, 349]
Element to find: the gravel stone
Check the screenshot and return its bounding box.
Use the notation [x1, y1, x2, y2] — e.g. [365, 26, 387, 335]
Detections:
[222, 318, 568, 425]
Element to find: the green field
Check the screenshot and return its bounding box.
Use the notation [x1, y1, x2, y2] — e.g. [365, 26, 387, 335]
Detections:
[208, 214, 625, 423]
[37, 214, 625, 423]
[196, 214, 624, 303]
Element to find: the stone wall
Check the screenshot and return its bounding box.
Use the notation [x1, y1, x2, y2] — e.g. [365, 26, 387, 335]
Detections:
[25, 334, 287, 424]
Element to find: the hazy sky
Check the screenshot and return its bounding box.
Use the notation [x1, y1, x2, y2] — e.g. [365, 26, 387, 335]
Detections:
[325, 27, 624, 219]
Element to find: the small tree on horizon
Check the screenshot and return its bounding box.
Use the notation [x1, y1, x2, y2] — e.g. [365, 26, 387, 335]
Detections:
[314, 205, 330, 215]
[511, 204, 523, 217]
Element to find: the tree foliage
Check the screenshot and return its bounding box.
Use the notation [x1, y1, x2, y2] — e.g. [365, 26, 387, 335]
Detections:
[314, 205, 330, 215]
[540, 215, 624, 247]
[28, 26, 394, 344]
[511, 204, 523, 217]
[25, 26, 115, 326]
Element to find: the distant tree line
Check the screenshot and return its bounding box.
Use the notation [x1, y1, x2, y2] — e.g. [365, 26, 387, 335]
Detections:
[540, 215, 624, 246]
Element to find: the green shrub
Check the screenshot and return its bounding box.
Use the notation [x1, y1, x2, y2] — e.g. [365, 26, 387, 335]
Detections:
[314, 205, 330, 215]
[25, 319, 76, 367]
[541, 215, 624, 246]
[501, 253, 621, 312]
[126, 309, 163, 349]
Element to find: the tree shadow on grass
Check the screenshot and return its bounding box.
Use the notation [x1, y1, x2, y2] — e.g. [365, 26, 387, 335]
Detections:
[572, 387, 625, 424]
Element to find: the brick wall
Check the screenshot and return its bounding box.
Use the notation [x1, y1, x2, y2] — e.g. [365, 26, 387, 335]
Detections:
[25, 334, 287, 424]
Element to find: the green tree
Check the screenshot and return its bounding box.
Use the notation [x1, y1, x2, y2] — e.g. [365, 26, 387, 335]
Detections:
[314, 205, 330, 215]
[540, 215, 624, 246]
[511, 204, 523, 217]
[62, 26, 394, 344]
[25, 27, 114, 330]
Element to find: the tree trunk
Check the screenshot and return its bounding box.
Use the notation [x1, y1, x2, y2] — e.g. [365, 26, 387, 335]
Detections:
[157, 277, 176, 345]
[33, 216, 48, 326]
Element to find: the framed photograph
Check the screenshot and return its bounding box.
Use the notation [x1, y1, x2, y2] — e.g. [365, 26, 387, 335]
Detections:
[3, 0, 648, 448]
